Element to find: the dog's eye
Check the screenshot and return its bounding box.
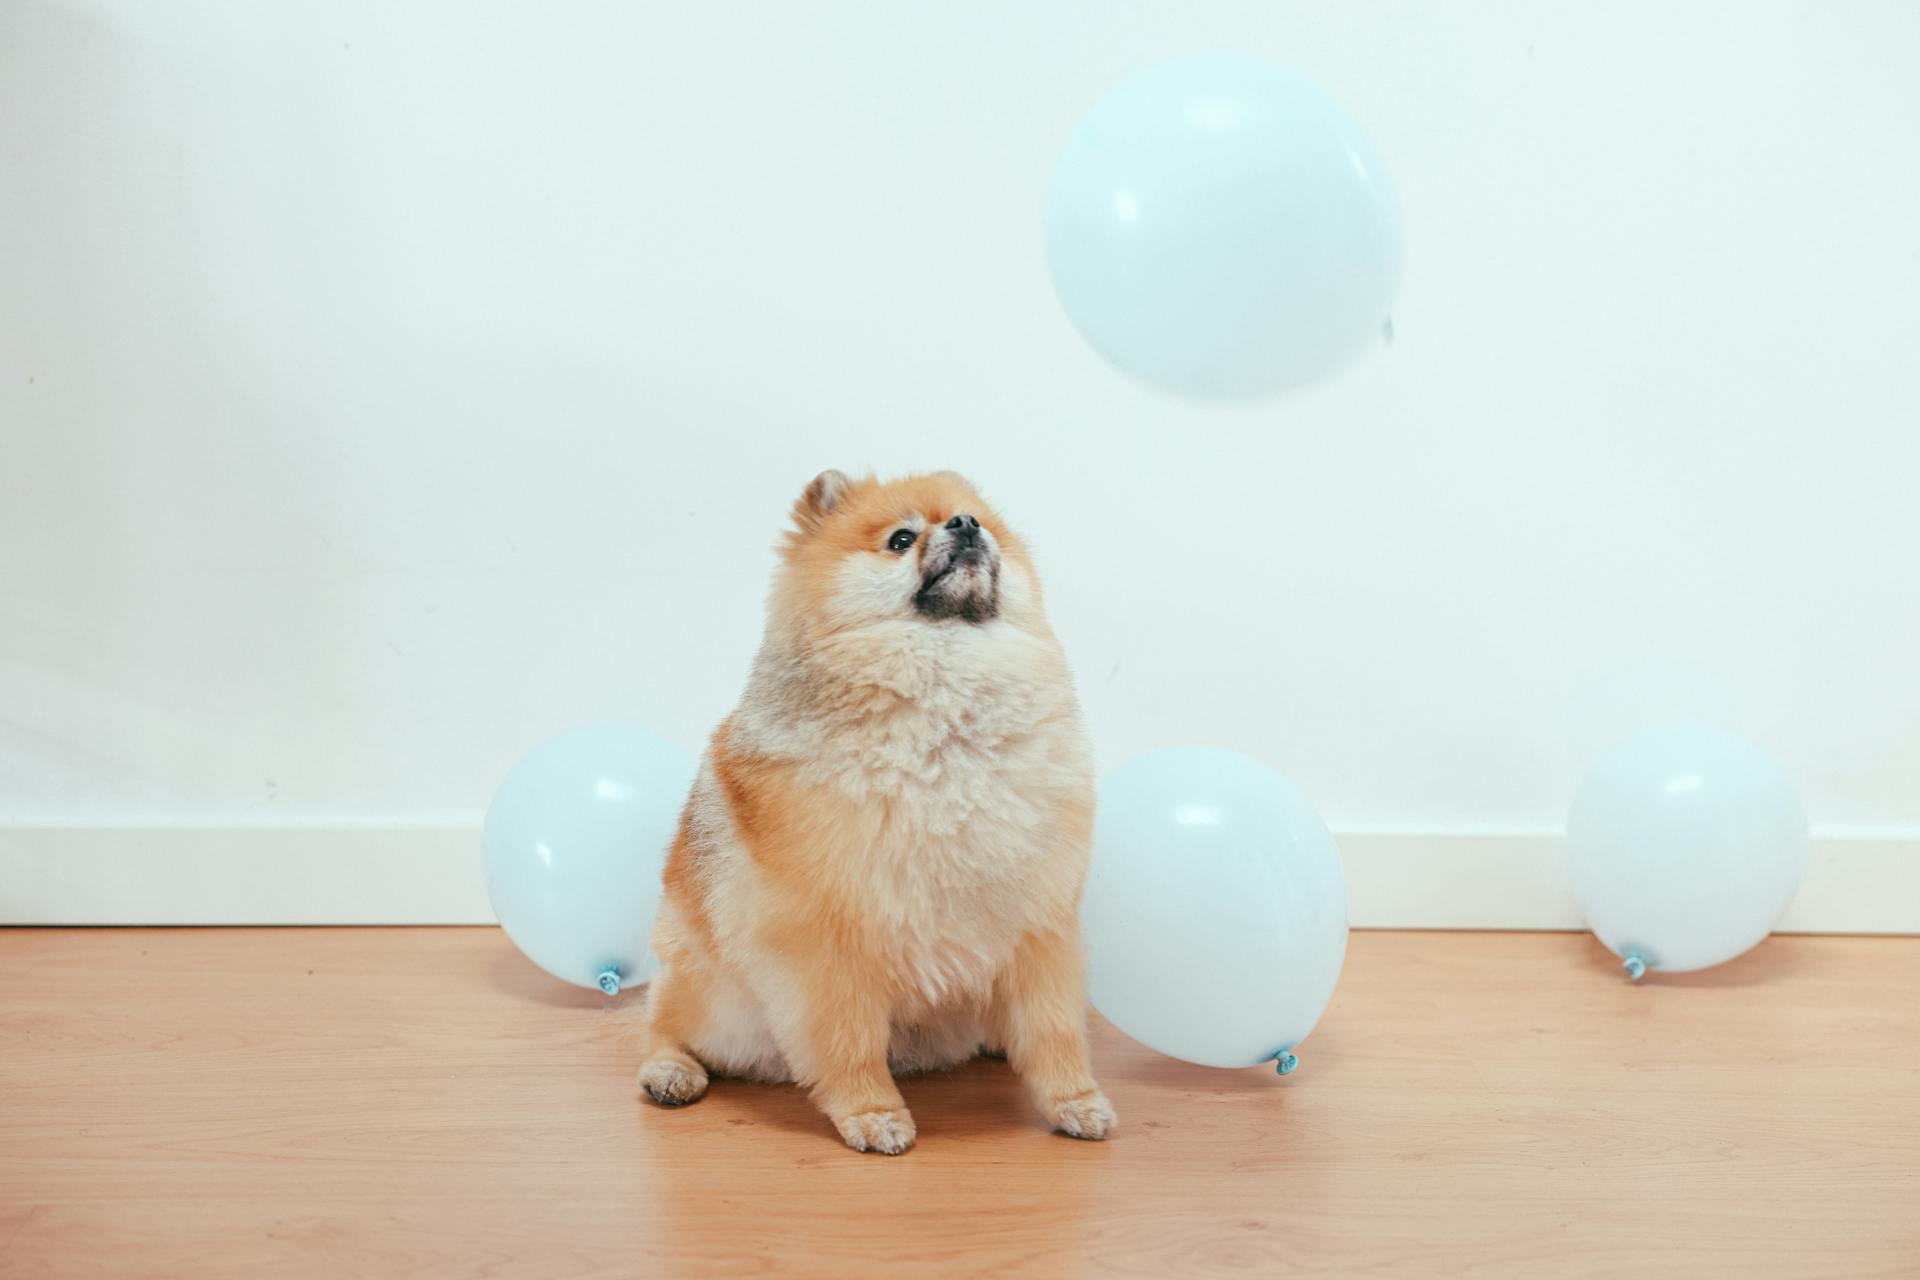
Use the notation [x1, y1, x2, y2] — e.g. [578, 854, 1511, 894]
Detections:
[887, 529, 916, 553]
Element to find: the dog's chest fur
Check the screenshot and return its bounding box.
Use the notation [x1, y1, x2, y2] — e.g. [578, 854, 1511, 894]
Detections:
[730, 622, 1091, 1006]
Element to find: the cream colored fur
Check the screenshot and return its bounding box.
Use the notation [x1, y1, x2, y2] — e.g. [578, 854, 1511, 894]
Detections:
[638, 471, 1113, 1154]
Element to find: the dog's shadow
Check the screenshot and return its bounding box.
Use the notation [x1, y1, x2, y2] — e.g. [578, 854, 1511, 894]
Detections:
[768, 1055, 1039, 1146]
[653, 1053, 1057, 1157]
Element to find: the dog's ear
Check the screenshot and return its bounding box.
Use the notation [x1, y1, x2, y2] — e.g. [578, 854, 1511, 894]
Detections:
[792, 469, 853, 533]
[929, 469, 975, 493]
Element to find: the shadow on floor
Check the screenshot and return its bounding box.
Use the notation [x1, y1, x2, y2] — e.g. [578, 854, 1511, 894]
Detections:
[1581, 933, 1803, 989]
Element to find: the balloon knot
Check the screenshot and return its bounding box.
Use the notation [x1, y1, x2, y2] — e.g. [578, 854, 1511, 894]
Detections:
[1273, 1050, 1298, 1076]
[1622, 954, 1647, 982]
[597, 968, 622, 995]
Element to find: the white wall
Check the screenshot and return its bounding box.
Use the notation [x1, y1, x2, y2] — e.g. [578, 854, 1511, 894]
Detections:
[3, 1, 1916, 924]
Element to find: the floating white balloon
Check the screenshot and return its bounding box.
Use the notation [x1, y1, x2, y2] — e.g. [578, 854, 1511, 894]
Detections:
[1082, 747, 1348, 1072]
[1568, 723, 1810, 978]
[1045, 57, 1404, 399]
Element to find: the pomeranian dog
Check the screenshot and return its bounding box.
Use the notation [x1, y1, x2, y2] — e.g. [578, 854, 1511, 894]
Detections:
[638, 469, 1113, 1154]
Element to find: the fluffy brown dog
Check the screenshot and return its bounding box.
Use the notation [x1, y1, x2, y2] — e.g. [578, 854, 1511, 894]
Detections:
[638, 469, 1113, 1154]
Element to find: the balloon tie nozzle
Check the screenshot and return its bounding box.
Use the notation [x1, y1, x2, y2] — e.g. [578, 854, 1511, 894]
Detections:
[597, 968, 622, 996]
[1273, 1049, 1298, 1076]
[1622, 953, 1647, 982]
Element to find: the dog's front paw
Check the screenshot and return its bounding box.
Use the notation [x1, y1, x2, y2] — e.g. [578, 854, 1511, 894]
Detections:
[834, 1107, 917, 1155]
[638, 1054, 709, 1107]
[1047, 1088, 1116, 1141]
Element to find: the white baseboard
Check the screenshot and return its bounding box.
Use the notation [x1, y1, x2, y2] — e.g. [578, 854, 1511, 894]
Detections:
[1333, 828, 1920, 934]
[1, 822, 1915, 933]
[0, 823, 493, 926]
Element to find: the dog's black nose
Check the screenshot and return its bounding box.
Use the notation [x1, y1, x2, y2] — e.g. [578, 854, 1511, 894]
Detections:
[946, 513, 981, 535]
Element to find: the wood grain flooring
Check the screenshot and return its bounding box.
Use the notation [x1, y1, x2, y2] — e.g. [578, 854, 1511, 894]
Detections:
[1, 928, 1915, 1277]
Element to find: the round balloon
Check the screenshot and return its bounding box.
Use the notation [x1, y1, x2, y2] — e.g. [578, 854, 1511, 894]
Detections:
[1568, 723, 1810, 977]
[1082, 747, 1348, 1070]
[1045, 57, 1404, 399]
[482, 726, 696, 993]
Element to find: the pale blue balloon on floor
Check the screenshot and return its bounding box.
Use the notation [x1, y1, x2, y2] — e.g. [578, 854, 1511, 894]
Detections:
[1082, 747, 1349, 1071]
[1568, 723, 1810, 977]
[483, 726, 696, 994]
[1045, 56, 1404, 400]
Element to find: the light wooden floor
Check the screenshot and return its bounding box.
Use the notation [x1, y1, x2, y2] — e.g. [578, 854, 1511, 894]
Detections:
[1, 930, 1915, 1277]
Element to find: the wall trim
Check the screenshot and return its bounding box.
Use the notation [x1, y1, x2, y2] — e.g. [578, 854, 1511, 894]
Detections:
[1, 821, 1915, 933]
